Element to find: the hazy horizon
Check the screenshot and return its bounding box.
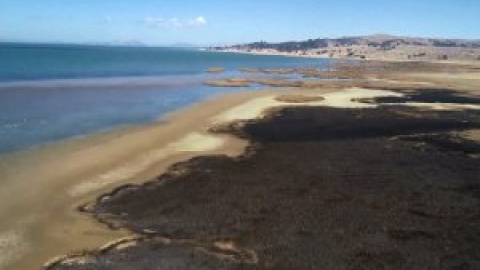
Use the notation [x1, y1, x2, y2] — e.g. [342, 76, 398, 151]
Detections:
[2, 32, 480, 48]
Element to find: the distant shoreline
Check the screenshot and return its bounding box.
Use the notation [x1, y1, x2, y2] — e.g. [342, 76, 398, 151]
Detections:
[210, 47, 480, 64]
[211, 34, 480, 63]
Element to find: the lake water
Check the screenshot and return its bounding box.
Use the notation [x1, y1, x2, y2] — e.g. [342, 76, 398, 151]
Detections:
[0, 43, 335, 153]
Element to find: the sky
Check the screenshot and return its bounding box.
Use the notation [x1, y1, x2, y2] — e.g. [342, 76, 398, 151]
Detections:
[0, 0, 479, 45]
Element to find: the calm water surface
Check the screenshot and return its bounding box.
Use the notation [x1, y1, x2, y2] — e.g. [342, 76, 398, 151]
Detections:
[0, 43, 336, 153]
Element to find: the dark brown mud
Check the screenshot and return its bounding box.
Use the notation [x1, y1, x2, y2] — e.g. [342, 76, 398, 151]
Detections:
[50, 100, 480, 270]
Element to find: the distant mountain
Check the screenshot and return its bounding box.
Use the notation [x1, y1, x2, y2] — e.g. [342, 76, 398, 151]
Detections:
[216, 35, 480, 52]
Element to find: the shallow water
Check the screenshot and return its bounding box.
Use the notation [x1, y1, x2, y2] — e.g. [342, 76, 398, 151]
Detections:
[0, 75, 244, 153]
[0, 43, 334, 154]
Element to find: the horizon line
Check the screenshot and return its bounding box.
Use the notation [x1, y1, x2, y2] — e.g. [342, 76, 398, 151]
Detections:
[2, 33, 480, 48]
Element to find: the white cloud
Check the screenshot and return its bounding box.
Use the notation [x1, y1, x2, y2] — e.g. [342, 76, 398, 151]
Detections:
[188, 16, 207, 27]
[144, 16, 207, 30]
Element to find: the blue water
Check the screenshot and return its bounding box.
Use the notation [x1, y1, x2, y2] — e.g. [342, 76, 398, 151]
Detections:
[0, 43, 335, 154]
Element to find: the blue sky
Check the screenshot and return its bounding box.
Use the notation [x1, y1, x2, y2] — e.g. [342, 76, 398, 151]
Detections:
[1, 0, 479, 45]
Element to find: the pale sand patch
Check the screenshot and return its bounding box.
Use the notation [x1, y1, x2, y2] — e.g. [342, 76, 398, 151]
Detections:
[458, 129, 480, 143]
[400, 102, 480, 111]
[407, 72, 480, 80]
[112, 240, 139, 251]
[58, 256, 93, 267]
[215, 87, 404, 123]
[215, 87, 478, 129]
[0, 229, 28, 269]
[313, 87, 479, 111]
[275, 95, 325, 103]
[214, 96, 279, 122]
[171, 132, 225, 152]
[320, 87, 404, 108]
[367, 77, 435, 86]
